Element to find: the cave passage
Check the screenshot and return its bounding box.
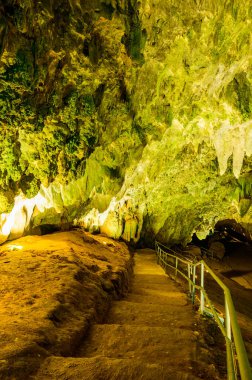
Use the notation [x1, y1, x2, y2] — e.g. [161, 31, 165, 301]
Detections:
[0, 0, 252, 379]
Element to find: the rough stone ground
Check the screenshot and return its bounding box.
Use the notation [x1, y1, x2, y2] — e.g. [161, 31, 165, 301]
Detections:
[36, 249, 225, 380]
[0, 230, 131, 380]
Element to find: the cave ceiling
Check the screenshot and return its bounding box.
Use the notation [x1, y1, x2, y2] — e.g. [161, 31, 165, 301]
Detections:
[0, 0, 252, 245]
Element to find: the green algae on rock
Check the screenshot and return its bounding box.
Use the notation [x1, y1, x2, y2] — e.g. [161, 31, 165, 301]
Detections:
[0, 0, 252, 245]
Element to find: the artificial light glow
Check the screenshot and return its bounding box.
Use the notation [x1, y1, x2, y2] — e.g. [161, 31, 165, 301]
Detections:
[6, 244, 23, 251]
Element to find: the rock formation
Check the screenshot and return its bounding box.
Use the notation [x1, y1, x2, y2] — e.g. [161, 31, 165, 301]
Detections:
[0, 0, 251, 245]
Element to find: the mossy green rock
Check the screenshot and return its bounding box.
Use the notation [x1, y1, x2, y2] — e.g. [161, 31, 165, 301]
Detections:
[0, 1, 251, 245]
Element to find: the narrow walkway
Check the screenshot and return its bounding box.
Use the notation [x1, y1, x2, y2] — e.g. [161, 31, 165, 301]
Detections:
[36, 249, 219, 379]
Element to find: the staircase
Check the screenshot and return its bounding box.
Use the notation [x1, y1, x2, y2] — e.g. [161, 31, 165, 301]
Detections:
[35, 249, 221, 380]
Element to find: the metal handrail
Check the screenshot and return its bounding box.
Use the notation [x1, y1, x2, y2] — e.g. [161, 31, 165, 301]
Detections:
[155, 241, 252, 380]
[157, 241, 194, 264]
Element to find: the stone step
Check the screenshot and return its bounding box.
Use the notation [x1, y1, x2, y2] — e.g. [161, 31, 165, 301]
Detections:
[126, 293, 188, 306]
[128, 286, 189, 305]
[131, 281, 183, 293]
[132, 273, 176, 285]
[77, 323, 197, 361]
[36, 356, 203, 380]
[32, 249, 222, 380]
[106, 300, 196, 326]
[132, 266, 165, 275]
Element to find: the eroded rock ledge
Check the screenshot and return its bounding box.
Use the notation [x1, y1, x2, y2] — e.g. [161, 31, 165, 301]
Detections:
[0, 230, 132, 379]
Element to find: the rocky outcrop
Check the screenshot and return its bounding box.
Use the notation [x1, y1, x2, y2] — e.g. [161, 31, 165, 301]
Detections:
[0, 1, 252, 245]
[209, 241, 226, 260]
[0, 231, 132, 379]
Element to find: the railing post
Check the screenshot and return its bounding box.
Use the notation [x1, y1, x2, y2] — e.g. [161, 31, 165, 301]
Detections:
[225, 297, 236, 380]
[164, 250, 168, 273]
[192, 265, 196, 304]
[226, 338, 236, 380]
[175, 257, 178, 277]
[200, 262, 204, 314]
[225, 297, 231, 340]
[187, 263, 191, 296]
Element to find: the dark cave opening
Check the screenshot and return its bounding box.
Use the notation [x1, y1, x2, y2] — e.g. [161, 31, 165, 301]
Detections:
[189, 220, 252, 291]
[191, 219, 252, 260]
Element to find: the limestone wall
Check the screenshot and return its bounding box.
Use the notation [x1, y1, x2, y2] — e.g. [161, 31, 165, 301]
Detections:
[0, 0, 252, 245]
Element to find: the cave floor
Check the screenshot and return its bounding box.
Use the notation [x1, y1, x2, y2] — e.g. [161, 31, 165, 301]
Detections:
[35, 249, 224, 380]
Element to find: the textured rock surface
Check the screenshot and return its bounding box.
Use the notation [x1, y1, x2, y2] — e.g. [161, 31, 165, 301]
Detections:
[0, 0, 252, 245]
[0, 230, 131, 379]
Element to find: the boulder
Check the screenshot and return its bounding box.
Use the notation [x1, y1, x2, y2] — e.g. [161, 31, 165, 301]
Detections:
[184, 245, 202, 258]
[209, 241, 225, 260]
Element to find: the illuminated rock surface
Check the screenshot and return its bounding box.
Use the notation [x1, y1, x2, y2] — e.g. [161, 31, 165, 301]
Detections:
[0, 1, 252, 245]
[0, 231, 131, 378]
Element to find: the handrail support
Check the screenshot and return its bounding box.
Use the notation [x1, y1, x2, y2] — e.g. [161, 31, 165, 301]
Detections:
[200, 262, 204, 315]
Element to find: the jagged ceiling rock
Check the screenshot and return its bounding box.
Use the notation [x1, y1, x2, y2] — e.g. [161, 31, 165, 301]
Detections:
[0, 0, 251, 245]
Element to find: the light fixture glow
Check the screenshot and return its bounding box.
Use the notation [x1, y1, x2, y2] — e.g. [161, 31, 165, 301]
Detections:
[6, 244, 23, 251]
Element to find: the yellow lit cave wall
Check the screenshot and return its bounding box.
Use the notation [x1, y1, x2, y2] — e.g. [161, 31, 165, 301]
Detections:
[0, 0, 252, 245]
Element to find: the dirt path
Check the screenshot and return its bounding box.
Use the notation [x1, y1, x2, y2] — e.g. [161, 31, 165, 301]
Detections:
[35, 249, 223, 380]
